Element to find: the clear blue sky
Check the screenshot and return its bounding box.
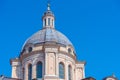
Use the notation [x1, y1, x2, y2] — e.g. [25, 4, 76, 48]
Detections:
[0, 0, 120, 79]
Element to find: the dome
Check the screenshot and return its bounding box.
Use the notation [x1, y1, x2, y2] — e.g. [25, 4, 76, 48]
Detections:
[22, 28, 73, 49]
[21, 3, 75, 52]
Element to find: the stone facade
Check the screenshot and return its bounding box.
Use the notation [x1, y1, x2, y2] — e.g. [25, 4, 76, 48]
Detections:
[11, 44, 85, 80]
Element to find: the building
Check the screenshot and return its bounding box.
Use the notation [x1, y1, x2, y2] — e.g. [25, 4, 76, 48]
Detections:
[10, 3, 86, 80]
[0, 2, 118, 80]
[103, 74, 118, 80]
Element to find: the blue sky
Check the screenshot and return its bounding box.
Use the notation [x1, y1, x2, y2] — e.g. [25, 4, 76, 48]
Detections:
[0, 0, 120, 79]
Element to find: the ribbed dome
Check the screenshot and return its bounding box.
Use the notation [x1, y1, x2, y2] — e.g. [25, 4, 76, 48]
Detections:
[22, 28, 73, 48]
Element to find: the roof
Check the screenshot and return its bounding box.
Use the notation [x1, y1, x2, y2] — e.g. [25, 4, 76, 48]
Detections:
[22, 28, 74, 51]
[0, 75, 21, 80]
[103, 75, 118, 80]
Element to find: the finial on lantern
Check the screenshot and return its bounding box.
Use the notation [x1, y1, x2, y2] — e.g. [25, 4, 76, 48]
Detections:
[47, 0, 51, 10]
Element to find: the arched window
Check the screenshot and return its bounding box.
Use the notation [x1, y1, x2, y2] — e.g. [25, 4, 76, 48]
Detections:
[28, 64, 32, 80]
[48, 18, 50, 26]
[68, 65, 72, 80]
[59, 62, 65, 79]
[36, 61, 42, 78]
[44, 19, 46, 26]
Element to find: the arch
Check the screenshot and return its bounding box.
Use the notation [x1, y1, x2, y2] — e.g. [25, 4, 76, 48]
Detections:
[48, 18, 51, 26]
[36, 61, 43, 78]
[44, 19, 46, 26]
[28, 64, 32, 80]
[59, 62, 65, 79]
[68, 65, 72, 80]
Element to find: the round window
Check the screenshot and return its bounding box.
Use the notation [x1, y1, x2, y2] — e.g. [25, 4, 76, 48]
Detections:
[68, 48, 72, 53]
[28, 47, 32, 52]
